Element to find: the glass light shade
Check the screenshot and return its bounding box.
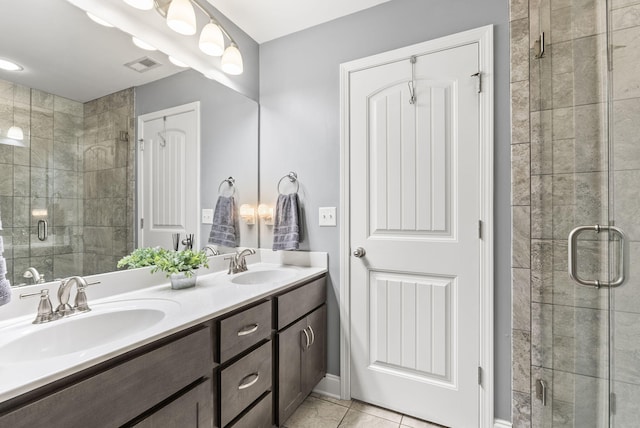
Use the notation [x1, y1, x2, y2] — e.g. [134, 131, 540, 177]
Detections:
[0, 58, 23, 71]
[199, 22, 224, 57]
[123, 0, 154, 10]
[239, 204, 256, 225]
[132, 37, 157, 51]
[221, 44, 243, 75]
[168, 56, 188, 67]
[167, 0, 197, 36]
[258, 204, 274, 225]
[7, 126, 24, 141]
[86, 12, 114, 27]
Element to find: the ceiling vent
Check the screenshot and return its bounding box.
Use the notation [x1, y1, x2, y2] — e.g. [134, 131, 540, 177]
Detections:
[125, 57, 161, 73]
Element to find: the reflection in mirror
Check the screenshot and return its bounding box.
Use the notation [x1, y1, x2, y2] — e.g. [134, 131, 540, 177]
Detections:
[0, 1, 258, 287]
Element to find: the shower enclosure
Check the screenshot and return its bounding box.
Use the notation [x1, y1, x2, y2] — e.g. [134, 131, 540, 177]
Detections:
[0, 81, 135, 287]
[511, 0, 640, 426]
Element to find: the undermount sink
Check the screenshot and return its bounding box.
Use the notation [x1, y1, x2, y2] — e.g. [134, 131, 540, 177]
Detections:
[0, 299, 179, 364]
[231, 268, 297, 285]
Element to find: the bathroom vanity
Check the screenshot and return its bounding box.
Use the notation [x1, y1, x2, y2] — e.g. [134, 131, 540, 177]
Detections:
[0, 253, 327, 428]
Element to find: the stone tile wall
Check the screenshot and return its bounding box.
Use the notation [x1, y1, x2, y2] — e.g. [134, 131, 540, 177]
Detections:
[83, 89, 135, 275]
[0, 80, 134, 285]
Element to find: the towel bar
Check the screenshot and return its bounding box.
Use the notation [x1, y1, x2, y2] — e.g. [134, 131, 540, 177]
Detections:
[277, 171, 299, 195]
[218, 177, 237, 196]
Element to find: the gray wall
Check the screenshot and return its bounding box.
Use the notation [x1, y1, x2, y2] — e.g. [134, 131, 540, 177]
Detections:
[135, 70, 259, 249]
[259, 0, 511, 421]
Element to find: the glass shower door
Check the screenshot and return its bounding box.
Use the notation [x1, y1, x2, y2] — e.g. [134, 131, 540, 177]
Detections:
[529, 0, 612, 426]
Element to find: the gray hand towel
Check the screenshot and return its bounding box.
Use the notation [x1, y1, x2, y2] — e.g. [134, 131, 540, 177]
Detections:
[0, 236, 10, 306]
[208, 196, 238, 247]
[273, 193, 302, 251]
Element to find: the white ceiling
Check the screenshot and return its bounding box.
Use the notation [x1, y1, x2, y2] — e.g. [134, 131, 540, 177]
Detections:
[206, 0, 393, 43]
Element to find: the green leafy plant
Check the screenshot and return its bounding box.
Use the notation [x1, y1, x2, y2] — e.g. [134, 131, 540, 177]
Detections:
[117, 247, 209, 278]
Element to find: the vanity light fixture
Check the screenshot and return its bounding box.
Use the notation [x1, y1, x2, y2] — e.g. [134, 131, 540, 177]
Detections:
[258, 204, 274, 226]
[166, 0, 197, 35]
[122, 0, 244, 75]
[132, 37, 157, 51]
[239, 204, 256, 225]
[86, 12, 114, 27]
[0, 58, 23, 72]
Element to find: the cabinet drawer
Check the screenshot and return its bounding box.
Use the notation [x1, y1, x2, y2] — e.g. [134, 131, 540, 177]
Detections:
[220, 300, 272, 362]
[228, 392, 272, 428]
[0, 327, 213, 428]
[276, 276, 326, 329]
[220, 341, 272, 427]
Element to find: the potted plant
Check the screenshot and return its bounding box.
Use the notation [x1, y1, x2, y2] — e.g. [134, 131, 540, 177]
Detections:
[117, 247, 209, 290]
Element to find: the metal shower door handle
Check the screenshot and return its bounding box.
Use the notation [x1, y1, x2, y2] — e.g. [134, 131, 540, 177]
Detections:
[568, 224, 626, 288]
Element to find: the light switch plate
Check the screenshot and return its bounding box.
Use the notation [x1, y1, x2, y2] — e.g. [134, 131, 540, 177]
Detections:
[319, 207, 337, 227]
[202, 209, 214, 224]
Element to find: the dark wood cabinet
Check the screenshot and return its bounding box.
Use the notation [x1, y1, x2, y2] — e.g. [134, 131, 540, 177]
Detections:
[132, 378, 215, 428]
[275, 276, 327, 426]
[0, 326, 215, 428]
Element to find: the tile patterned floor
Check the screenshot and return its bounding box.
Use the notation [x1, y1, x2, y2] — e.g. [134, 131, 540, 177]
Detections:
[282, 393, 448, 428]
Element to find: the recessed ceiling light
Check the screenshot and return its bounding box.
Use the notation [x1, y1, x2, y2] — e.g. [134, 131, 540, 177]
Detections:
[86, 12, 114, 28]
[132, 37, 157, 51]
[168, 56, 188, 68]
[0, 58, 23, 72]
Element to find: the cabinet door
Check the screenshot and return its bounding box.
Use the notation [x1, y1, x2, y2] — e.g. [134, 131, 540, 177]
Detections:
[133, 378, 215, 428]
[303, 305, 326, 394]
[277, 317, 307, 425]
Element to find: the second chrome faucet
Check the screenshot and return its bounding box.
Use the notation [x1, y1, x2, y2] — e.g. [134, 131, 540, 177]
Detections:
[225, 248, 256, 274]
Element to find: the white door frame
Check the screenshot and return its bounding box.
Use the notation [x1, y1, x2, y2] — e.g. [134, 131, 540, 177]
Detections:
[137, 101, 201, 250]
[339, 25, 494, 427]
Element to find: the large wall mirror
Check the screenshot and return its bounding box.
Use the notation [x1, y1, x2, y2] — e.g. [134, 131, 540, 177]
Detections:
[0, 0, 258, 286]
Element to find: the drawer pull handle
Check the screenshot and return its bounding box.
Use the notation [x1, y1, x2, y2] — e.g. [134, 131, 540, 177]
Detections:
[302, 327, 310, 349]
[238, 373, 260, 390]
[237, 323, 259, 336]
[308, 325, 315, 346]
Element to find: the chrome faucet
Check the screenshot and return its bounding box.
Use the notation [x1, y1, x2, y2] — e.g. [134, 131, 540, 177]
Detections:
[202, 245, 220, 256]
[225, 248, 256, 274]
[56, 276, 91, 317]
[23, 267, 45, 284]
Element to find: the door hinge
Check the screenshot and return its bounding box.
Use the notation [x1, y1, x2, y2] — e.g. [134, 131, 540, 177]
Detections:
[478, 366, 482, 385]
[478, 220, 483, 239]
[138, 138, 144, 151]
[471, 72, 482, 93]
[611, 392, 616, 415]
[140, 218, 144, 229]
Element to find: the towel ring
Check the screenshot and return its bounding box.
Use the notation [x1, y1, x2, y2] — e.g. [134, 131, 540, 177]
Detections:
[277, 172, 299, 195]
[218, 177, 236, 196]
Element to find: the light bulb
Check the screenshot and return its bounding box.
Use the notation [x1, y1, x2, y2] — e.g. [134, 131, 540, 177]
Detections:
[168, 56, 188, 67]
[7, 126, 24, 141]
[199, 22, 224, 57]
[123, 0, 154, 10]
[221, 44, 243, 75]
[167, 0, 197, 36]
[132, 37, 157, 51]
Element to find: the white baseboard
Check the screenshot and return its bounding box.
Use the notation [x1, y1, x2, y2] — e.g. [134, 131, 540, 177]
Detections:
[494, 419, 512, 428]
[312, 374, 341, 399]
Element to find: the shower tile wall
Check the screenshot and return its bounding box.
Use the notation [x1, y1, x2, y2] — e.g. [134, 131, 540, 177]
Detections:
[0, 79, 84, 285]
[511, 0, 640, 426]
[83, 88, 135, 275]
[0, 80, 134, 285]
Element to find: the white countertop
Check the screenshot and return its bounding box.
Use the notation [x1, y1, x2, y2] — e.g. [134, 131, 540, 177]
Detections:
[0, 250, 327, 404]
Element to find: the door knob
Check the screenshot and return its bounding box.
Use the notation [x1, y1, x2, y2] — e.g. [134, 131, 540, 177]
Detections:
[353, 247, 366, 258]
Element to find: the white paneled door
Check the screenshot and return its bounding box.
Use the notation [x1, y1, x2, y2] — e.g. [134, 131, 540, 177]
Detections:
[349, 42, 481, 427]
[138, 102, 200, 250]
